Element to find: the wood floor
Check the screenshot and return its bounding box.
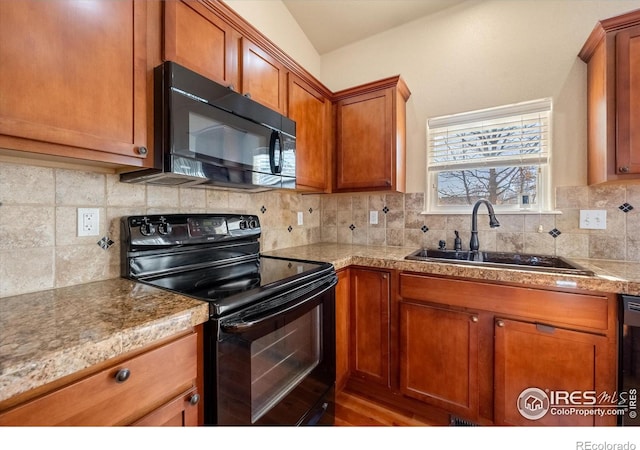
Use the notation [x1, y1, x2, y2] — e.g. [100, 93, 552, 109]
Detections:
[334, 390, 437, 426]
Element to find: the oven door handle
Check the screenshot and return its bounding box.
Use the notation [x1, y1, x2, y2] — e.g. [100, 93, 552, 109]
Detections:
[220, 281, 334, 334]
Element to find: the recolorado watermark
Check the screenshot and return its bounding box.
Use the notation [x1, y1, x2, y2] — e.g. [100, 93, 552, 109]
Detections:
[576, 442, 636, 450]
[517, 387, 637, 421]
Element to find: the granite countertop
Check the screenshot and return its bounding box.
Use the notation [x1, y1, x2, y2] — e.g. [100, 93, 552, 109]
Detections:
[262, 243, 640, 296]
[0, 278, 209, 405]
[2, 243, 638, 408]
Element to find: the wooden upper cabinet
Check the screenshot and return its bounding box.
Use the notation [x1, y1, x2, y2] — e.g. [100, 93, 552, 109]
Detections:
[163, 0, 238, 88]
[333, 76, 410, 193]
[579, 9, 640, 184]
[240, 38, 288, 114]
[288, 74, 331, 192]
[0, 0, 149, 167]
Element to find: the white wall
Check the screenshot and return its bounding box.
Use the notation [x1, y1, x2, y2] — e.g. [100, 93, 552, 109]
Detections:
[320, 0, 640, 193]
[223, 0, 322, 78]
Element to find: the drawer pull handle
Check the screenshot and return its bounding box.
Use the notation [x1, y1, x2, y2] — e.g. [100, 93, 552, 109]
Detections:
[114, 368, 131, 383]
[189, 393, 200, 406]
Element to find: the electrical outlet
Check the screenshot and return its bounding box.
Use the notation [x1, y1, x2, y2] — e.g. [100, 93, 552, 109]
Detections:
[78, 208, 100, 237]
[297, 211, 304, 226]
[370, 211, 379, 225]
[579, 209, 607, 230]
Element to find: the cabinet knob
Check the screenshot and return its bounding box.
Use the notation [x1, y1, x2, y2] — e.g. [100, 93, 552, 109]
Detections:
[382, 274, 388, 279]
[496, 320, 505, 328]
[243, 92, 252, 99]
[136, 146, 148, 157]
[114, 368, 131, 383]
[189, 393, 200, 406]
[619, 166, 630, 173]
[470, 315, 478, 323]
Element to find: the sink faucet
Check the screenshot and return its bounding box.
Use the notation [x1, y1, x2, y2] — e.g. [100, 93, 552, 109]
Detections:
[470, 199, 500, 253]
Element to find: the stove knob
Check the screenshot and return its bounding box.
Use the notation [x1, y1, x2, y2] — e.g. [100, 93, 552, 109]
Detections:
[249, 219, 259, 229]
[140, 218, 156, 236]
[158, 219, 172, 235]
[239, 220, 248, 230]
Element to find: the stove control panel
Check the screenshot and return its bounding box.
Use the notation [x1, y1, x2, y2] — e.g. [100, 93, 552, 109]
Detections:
[123, 214, 261, 247]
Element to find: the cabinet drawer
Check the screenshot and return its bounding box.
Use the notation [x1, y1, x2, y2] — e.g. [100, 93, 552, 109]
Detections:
[399, 274, 609, 331]
[0, 333, 197, 426]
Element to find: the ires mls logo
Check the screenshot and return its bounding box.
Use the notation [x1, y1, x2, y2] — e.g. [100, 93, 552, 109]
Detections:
[518, 387, 550, 420]
[517, 387, 632, 420]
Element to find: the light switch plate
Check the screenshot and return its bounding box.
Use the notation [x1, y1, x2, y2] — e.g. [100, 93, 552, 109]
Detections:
[579, 209, 607, 230]
[370, 211, 379, 225]
[297, 211, 303, 226]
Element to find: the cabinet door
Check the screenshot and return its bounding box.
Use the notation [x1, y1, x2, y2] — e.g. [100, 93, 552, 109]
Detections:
[616, 24, 640, 175]
[0, 0, 148, 166]
[163, 0, 238, 87]
[288, 74, 331, 191]
[335, 88, 394, 191]
[494, 318, 613, 426]
[335, 269, 351, 392]
[240, 38, 287, 114]
[131, 388, 199, 426]
[399, 302, 479, 420]
[350, 268, 390, 387]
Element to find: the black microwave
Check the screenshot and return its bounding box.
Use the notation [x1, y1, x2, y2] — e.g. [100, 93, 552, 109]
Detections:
[121, 61, 296, 190]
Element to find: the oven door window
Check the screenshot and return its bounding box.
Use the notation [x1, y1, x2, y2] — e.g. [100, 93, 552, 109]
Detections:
[251, 305, 321, 423]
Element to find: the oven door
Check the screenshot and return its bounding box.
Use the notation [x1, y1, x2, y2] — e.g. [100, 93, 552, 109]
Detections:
[206, 276, 336, 426]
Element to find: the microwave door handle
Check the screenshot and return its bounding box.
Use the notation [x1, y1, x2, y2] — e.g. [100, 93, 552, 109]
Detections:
[220, 282, 334, 334]
[269, 130, 282, 174]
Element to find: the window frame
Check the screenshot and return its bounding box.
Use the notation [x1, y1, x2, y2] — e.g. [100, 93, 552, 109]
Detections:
[424, 98, 553, 214]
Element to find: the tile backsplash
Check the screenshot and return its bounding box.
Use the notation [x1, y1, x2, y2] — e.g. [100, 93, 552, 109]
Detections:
[1, 161, 639, 298]
[0, 162, 321, 298]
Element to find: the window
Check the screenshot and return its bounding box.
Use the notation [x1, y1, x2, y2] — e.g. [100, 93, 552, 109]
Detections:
[426, 98, 552, 213]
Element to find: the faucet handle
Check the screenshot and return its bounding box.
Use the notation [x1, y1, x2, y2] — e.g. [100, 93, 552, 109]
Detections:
[438, 240, 446, 250]
[454, 230, 462, 251]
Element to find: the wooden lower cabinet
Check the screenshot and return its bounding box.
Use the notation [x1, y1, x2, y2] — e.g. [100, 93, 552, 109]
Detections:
[335, 268, 351, 392]
[344, 271, 618, 426]
[0, 331, 201, 426]
[494, 318, 612, 426]
[349, 267, 391, 388]
[399, 301, 479, 420]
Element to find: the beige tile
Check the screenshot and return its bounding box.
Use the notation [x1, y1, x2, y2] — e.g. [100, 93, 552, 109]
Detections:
[589, 185, 625, 208]
[321, 209, 337, 227]
[626, 185, 640, 208]
[0, 248, 55, 297]
[206, 189, 229, 210]
[385, 194, 404, 211]
[1, 205, 55, 250]
[405, 193, 424, 211]
[446, 215, 471, 234]
[555, 233, 589, 259]
[55, 169, 105, 206]
[524, 233, 555, 256]
[424, 229, 447, 249]
[496, 232, 523, 253]
[179, 187, 206, 211]
[55, 244, 110, 288]
[555, 209, 587, 234]
[321, 195, 337, 211]
[386, 229, 404, 247]
[588, 207, 625, 236]
[424, 215, 447, 230]
[321, 225, 337, 243]
[367, 228, 385, 246]
[524, 214, 555, 233]
[368, 194, 385, 210]
[55, 206, 106, 246]
[555, 186, 589, 209]
[226, 191, 252, 213]
[0, 163, 55, 205]
[106, 175, 145, 207]
[404, 229, 426, 249]
[337, 210, 351, 227]
[404, 210, 425, 229]
[627, 235, 640, 262]
[352, 209, 368, 229]
[352, 227, 367, 245]
[351, 195, 367, 210]
[492, 214, 524, 233]
[589, 235, 626, 260]
[337, 227, 352, 244]
[386, 211, 404, 229]
[147, 185, 179, 209]
[336, 195, 352, 211]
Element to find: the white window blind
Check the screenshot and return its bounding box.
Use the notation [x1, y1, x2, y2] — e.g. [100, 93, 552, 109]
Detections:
[426, 98, 552, 212]
[428, 98, 551, 172]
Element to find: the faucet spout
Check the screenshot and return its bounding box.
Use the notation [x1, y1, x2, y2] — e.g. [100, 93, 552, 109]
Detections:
[470, 199, 500, 253]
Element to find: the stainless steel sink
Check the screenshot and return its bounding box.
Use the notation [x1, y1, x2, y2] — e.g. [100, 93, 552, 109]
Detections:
[405, 248, 595, 276]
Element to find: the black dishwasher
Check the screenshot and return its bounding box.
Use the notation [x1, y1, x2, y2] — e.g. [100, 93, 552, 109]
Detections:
[620, 295, 640, 426]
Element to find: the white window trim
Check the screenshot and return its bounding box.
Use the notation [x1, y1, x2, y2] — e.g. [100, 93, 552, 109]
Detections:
[424, 98, 553, 214]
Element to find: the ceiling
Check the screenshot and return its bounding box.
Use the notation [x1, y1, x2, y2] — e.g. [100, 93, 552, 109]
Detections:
[281, 0, 468, 54]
